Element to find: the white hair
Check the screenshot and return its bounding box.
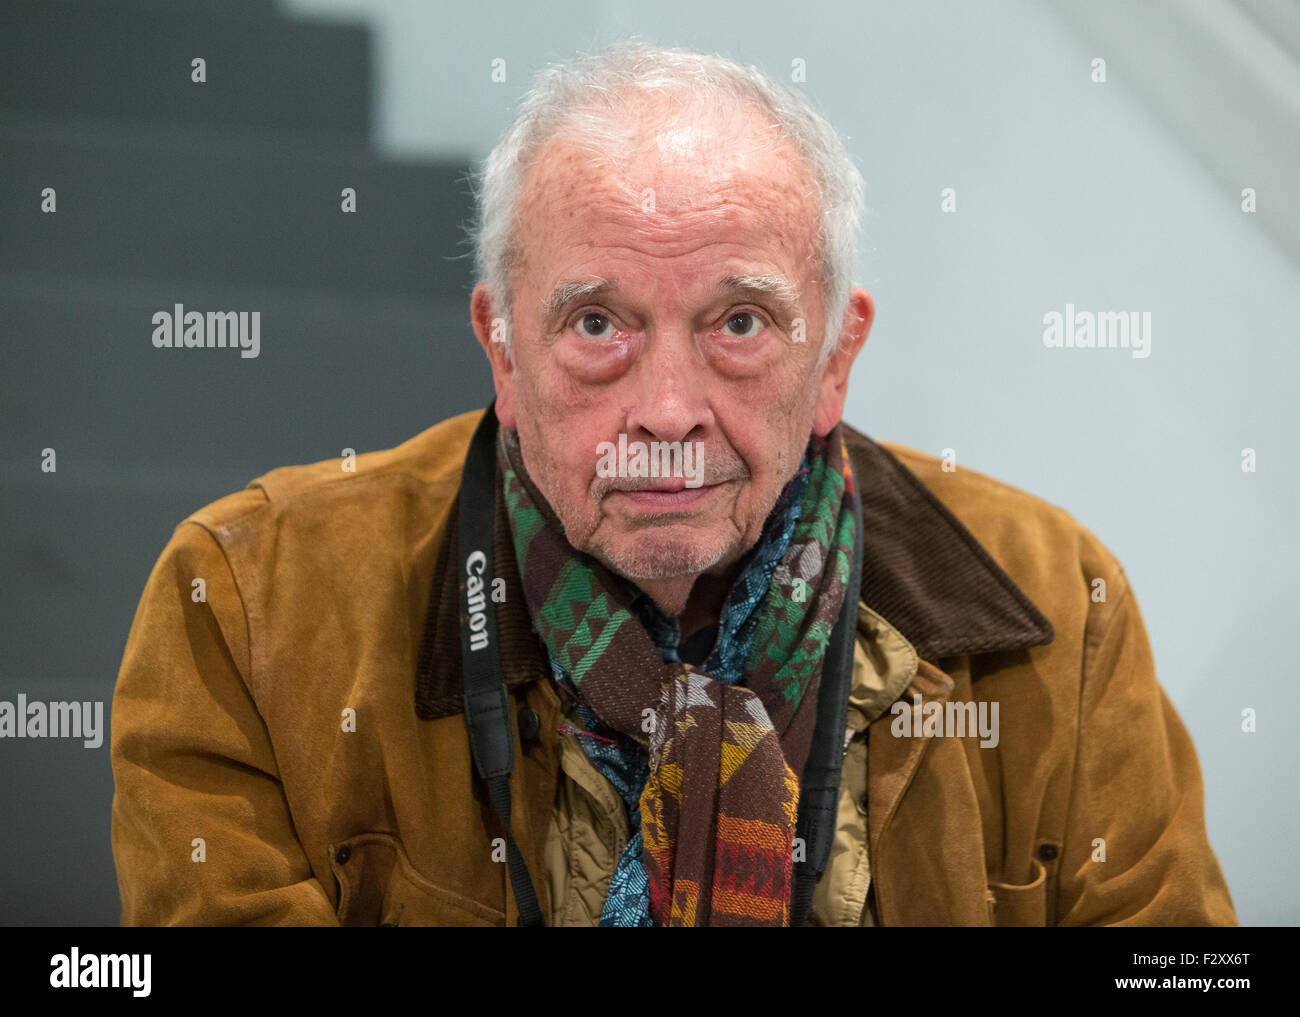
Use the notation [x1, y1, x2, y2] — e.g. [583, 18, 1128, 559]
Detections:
[467, 39, 866, 368]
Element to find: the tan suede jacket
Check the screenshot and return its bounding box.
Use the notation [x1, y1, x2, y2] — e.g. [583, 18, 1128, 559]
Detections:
[110, 409, 1237, 926]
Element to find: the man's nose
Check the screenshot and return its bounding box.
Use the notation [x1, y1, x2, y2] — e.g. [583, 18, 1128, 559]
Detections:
[622, 327, 713, 443]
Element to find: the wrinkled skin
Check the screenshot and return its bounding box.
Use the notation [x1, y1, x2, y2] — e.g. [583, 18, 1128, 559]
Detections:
[472, 96, 874, 624]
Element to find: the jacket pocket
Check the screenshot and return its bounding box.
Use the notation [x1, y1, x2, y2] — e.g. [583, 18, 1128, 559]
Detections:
[328, 832, 506, 927]
[986, 857, 1047, 927]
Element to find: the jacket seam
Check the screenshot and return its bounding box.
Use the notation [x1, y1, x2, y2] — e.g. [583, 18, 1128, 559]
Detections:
[182, 489, 269, 542]
[1055, 580, 1134, 925]
[249, 439, 473, 509]
[178, 518, 255, 690]
[178, 516, 323, 902]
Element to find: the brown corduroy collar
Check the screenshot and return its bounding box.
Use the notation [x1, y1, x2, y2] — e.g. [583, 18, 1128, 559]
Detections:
[414, 421, 1054, 720]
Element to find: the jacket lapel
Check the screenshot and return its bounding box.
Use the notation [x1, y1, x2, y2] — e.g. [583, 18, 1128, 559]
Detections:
[843, 427, 1054, 660]
[864, 659, 999, 924]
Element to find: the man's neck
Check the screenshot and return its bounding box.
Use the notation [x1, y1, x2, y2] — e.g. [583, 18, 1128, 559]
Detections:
[638, 564, 740, 637]
[681, 569, 738, 637]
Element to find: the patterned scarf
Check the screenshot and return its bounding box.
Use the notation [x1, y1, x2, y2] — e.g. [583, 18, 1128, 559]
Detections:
[499, 426, 856, 926]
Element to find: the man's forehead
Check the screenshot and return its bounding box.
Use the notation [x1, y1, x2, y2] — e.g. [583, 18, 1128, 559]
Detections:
[654, 124, 711, 159]
[518, 131, 818, 288]
[521, 105, 812, 215]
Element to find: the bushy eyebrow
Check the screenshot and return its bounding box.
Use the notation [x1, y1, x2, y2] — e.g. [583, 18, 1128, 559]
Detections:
[541, 278, 618, 327]
[715, 274, 802, 319]
[540, 273, 802, 330]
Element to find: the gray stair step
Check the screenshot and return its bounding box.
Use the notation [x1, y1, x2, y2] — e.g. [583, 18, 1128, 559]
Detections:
[0, 0, 370, 137]
[1, 120, 478, 297]
[0, 281, 494, 466]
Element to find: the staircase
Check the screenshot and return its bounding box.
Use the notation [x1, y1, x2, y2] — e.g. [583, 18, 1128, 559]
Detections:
[0, 0, 489, 925]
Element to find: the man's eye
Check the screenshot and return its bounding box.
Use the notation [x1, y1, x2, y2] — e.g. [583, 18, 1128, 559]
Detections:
[722, 311, 764, 339]
[575, 312, 614, 340]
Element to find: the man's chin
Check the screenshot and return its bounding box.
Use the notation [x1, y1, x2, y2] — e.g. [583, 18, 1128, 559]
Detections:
[590, 532, 735, 582]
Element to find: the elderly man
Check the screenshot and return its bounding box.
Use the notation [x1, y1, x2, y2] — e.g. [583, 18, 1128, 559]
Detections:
[110, 41, 1235, 926]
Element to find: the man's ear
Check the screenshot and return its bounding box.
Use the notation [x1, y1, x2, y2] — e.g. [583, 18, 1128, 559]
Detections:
[470, 281, 518, 429]
[812, 287, 874, 437]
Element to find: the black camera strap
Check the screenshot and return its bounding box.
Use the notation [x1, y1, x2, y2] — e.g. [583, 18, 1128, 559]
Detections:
[455, 403, 862, 927]
[790, 472, 863, 926]
[456, 402, 545, 927]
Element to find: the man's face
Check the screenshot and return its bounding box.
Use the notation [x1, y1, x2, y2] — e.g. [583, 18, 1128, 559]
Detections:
[474, 100, 870, 612]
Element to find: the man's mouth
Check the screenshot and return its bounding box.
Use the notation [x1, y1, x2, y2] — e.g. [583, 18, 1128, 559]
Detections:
[611, 481, 724, 512]
[625, 478, 689, 493]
